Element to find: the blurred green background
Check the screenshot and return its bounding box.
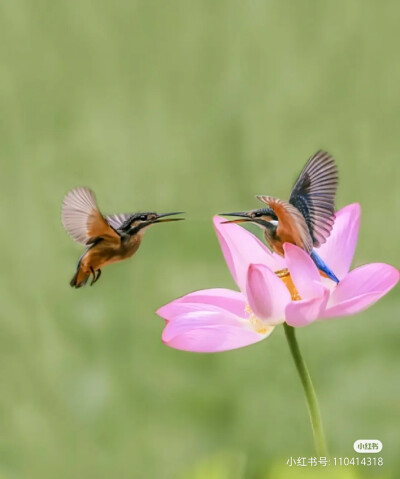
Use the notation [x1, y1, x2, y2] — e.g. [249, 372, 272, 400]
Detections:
[0, 1, 399, 478]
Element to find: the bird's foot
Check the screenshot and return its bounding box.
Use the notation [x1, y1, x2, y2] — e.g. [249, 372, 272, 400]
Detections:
[93, 269, 102, 284]
[90, 267, 96, 286]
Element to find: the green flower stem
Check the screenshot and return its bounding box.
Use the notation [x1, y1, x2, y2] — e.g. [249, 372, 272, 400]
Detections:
[283, 323, 327, 457]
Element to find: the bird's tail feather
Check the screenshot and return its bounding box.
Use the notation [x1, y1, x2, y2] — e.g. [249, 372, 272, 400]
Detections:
[311, 250, 339, 284]
[70, 267, 89, 288]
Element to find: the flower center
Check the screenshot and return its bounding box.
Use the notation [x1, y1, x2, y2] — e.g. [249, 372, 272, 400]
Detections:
[244, 304, 272, 334]
[275, 268, 302, 301]
[244, 269, 302, 332]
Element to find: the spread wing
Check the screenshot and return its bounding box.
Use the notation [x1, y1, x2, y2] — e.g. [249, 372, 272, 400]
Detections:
[257, 196, 313, 253]
[106, 213, 134, 230]
[62, 187, 120, 245]
[289, 150, 338, 247]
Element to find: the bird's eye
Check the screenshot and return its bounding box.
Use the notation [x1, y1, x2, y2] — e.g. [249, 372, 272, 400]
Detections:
[139, 215, 147, 221]
[253, 212, 262, 217]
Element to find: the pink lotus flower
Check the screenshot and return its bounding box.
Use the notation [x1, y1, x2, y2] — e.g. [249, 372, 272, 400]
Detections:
[157, 204, 399, 353]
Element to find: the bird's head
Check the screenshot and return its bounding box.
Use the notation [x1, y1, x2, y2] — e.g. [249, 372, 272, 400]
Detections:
[220, 208, 278, 229]
[123, 212, 185, 235]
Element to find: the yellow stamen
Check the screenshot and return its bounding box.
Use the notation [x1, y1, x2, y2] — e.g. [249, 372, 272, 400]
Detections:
[244, 304, 271, 335]
[275, 268, 302, 301]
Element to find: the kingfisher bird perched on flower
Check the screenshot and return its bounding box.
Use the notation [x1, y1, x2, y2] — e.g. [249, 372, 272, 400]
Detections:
[62, 187, 184, 288]
[221, 150, 340, 283]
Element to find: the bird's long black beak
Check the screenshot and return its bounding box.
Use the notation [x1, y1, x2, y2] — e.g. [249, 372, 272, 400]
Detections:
[154, 212, 185, 223]
[220, 212, 252, 224]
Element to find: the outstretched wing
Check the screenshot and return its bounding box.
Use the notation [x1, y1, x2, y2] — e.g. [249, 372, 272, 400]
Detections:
[62, 187, 120, 245]
[257, 196, 313, 253]
[106, 213, 134, 230]
[289, 150, 338, 247]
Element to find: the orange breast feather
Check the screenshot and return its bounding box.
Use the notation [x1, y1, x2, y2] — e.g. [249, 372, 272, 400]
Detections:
[258, 196, 313, 254]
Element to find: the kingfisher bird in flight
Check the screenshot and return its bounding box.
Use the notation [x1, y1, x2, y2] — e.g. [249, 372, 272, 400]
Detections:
[221, 150, 340, 283]
[62, 187, 184, 288]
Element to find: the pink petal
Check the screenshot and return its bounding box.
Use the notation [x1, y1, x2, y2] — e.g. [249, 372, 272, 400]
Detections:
[283, 243, 324, 300]
[162, 311, 273, 352]
[157, 302, 228, 323]
[177, 289, 247, 317]
[321, 292, 394, 318]
[285, 289, 330, 327]
[157, 288, 247, 321]
[246, 264, 291, 322]
[316, 203, 361, 280]
[213, 216, 285, 292]
[321, 263, 399, 318]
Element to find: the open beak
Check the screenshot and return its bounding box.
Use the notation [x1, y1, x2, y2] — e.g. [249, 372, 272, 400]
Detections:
[220, 212, 253, 224]
[154, 212, 185, 223]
